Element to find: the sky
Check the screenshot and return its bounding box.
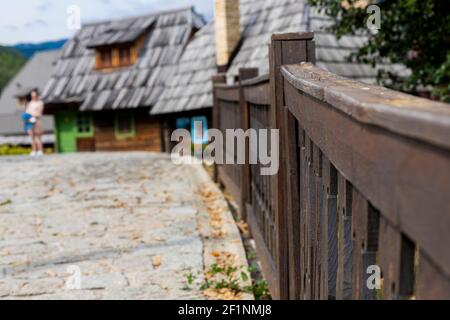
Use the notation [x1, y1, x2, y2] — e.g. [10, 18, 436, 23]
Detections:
[0, 0, 214, 45]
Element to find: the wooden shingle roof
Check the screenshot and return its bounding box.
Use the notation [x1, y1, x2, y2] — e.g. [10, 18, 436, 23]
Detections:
[152, 0, 382, 115]
[151, 22, 216, 115]
[42, 7, 205, 111]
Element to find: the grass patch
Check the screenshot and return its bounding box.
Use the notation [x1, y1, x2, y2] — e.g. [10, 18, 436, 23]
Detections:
[183, 263, 271, 300]
[0, 199, 12, 207]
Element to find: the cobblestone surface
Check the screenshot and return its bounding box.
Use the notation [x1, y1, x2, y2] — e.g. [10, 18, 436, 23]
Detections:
[0, 153, 245, 300]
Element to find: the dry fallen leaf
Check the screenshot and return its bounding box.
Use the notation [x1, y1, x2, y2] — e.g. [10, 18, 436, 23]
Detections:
[212, 230, 227, 238]
[197, 183, 229, 239]
[132, 233, 141, 241]
[45, 270, 57, 277]
[163, 191, 173, 202]
[11, 259, 30, 267]
[152, 255, 162, 268]
[236, 221, 250, 236]
[0, 250, 11, 257]
[203, 288, 242, 300]
[203, 288, 220, 298]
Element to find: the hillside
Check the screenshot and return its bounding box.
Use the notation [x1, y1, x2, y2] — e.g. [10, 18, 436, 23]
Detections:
[13, 39, 66, 58]
[0, 47, 26, 93]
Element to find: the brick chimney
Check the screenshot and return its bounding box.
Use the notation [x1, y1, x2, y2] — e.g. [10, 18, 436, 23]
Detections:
[214, 0, 241, 71]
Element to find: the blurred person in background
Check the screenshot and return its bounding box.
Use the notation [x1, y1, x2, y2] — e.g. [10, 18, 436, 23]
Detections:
[22, 88, 44, 156]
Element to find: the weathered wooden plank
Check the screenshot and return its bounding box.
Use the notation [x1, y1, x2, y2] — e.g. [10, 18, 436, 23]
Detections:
[215, 86, 240, 102]
[281, 40, 307, 66]
[416, 251, 450, 300]
[298, 127, 307, 299]
[238, 68, 259, 82]
[269, 33, 316, 300]
[307, 40, 316, 64]
[336, 174, 354, 300]
[218, 166, 241, 205]
[378, 217, 401, 300]
[244, 83, 271, 106]
[241, 74, 270, 87]
[351, 189, 365, 300]
[240, 99, 250, 220]
[352, 189, 378, 300]
[268, 38, 289, 300]
[271, 32, 314, 41]
[246, 205, 280, 300]
[281, 63, 450, 151]
[362, 205, 379, 300]
[238, 68, 259, 221]
[303, 134, 314, 299]
[284, 108, 301, 299]
[320, 157, 338, 300]
[76, 138, 95, 152]
[312, 144, 323, 299]
[212, 74, 226, 183]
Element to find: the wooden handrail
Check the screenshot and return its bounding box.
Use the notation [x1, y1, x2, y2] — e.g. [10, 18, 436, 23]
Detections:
[241, 74, 270, 87]
[282, 63, 450, 150]
[282, 61, 450, 299]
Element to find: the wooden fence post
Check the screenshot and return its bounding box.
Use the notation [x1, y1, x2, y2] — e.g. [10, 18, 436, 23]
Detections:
[269, 32, 316, 300]
[238, 68, 259, 221]
[212, 74, 226, 183]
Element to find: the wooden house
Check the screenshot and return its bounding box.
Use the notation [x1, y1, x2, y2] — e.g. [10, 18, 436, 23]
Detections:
[0, 50, 60, 147]
[42, 7, 205, 153]
[152, 0, 404, 147]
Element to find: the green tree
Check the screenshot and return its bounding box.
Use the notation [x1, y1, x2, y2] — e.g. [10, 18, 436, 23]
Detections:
[308, 0, 450, 102]
[0, 46, 26, 93]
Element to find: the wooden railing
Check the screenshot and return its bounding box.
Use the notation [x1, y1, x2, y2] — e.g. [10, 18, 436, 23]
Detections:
[213, 82, 242, 205]
[212, 32, 450, 300]
[213, 72, 286, 298]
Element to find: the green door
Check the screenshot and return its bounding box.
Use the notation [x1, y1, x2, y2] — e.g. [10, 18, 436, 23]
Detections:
[56, 111, 77, 153]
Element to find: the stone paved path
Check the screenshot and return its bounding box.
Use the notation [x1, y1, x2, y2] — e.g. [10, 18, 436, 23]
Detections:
[0, 153, 249, 300]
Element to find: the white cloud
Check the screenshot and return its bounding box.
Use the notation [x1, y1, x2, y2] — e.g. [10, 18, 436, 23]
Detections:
[0, 0, 213, 45]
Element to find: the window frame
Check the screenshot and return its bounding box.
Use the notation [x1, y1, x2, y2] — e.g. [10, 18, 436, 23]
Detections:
[114, 112, 136, 140]
[118, 46, 132, 67]
[191, 116, 209, 144]
[76, 113, 94, 138]
[98, 48, 113, 69]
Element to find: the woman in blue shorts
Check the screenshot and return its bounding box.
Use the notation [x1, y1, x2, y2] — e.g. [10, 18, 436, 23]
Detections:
[22, 89, 44, 156]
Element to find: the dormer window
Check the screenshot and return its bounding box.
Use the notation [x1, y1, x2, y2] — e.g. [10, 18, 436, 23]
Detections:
[89, 29, 148, 71]
[99, 49, 112, 68]
[94, 45, 139, 70]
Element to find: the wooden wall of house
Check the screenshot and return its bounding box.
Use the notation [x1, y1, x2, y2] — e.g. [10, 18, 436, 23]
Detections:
[53, 107, 212, 153]
[93, 111, 162, 152]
